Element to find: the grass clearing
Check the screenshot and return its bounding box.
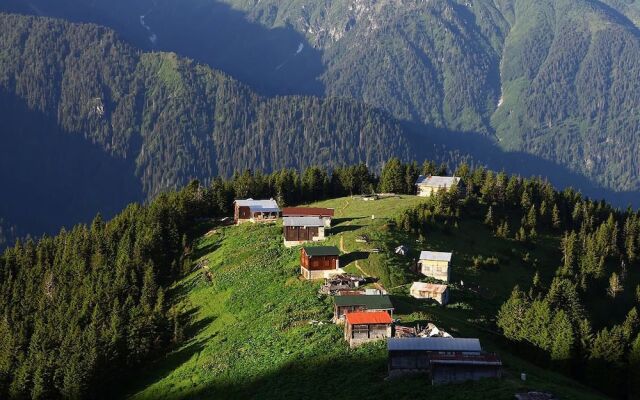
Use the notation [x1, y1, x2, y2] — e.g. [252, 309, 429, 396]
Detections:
[123, 196, 605, 399]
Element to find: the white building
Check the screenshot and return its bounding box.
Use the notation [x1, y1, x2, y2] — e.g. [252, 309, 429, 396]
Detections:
[410, 282, 449, 305]
[418, 251, 453, 282]
[416, 175, 461, 197]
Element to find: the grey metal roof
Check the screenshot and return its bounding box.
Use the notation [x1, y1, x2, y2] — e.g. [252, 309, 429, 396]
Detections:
[387, 338, 482, 352]
[283, 216, 324, 227]
[334, 295, 393, 309]
[416, 175, 460, 187]
[303, 246, 340, 257]
[419, 251, 453, 262]
[234, 198, 280, 212]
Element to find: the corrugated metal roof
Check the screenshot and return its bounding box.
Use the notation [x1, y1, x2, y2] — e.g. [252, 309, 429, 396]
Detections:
[415, 175, 460, 187]
[283, 217, 325, 227]
[410, 282, 448, 294]
[419, 251, 453, 262]
[282, 207, 335, 217]
[302, 246, 340, 257]
[387, 338, 482, 352]
[345, 311, 392, 325]
[334, 295, 393, 309]
[234, 198, 280, 212]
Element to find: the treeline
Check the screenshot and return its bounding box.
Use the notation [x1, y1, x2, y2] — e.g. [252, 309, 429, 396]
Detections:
[0, 218, 16, 249]
[0, 182, 213, 398]
[392, 160, 640, 398]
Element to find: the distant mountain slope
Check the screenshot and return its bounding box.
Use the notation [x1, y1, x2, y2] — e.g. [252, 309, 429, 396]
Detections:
[0, 13, 413, 236]
[217, 0, 640, 193]
[493, 0, 640, 191]
[5, 0, 639, 195]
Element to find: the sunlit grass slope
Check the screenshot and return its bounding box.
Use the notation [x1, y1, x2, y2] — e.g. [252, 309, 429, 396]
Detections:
[126, 196, 604, 400]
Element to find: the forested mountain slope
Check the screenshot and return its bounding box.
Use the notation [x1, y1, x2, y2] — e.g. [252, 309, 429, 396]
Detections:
[0, 13, 413, 237]
[5, 0, 640, 195]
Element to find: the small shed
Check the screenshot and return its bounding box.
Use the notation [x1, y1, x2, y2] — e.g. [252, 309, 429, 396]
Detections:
[395, 245, 409, 256]
[300, 246, 341, 280]
[283, 217, 326, 247]
[415, 175, 462, 197]
[234, 199, 280, 224]
[410, 282, 449, 305]
[418, 251, 453, 282]
[333, 295, 394, 322]
[387, 337, 502, 383]
[344, 311, 393, 347]
[282, 207, 334, 228]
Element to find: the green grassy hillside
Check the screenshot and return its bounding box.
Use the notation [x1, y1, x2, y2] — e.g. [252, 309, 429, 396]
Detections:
[124, 196, 603, 399]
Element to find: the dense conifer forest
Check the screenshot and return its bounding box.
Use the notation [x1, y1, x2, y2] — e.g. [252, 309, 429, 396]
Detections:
[4, 0, 640, 194]
[0, 12, 421, 239]
[2, 159, 640, 398]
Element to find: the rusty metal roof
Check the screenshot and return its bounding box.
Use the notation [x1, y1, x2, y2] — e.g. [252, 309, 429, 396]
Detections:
[282, 207, 335, 217]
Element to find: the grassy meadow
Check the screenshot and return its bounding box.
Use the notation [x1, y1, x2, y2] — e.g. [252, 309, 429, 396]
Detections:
[123, 196, 605, 399]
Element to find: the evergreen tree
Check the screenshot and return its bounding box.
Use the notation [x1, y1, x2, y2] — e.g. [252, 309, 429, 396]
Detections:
[608, 272, 623, 298]
[379, 158, 405, 193]
[497, 286, 530, 341]
[551, 310, 574, 362]
[629, 334, 640, 398]
[552, 204, 562, 230]
[484, 206, 494, 227]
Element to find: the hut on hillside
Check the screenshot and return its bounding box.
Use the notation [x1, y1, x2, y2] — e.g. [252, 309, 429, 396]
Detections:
[410, 282, 449, 305]
[344, 311, 393, 347]
[415, 175, 461, 197]
[300, 246, 341, 280]
[282, 207, 334, 228]
[333, 295, 394, 322]
[387, 337, 502, 383]
[418, 251, 453, 282]
[233, 199, 280, 224]
[283, 217, 326, 247]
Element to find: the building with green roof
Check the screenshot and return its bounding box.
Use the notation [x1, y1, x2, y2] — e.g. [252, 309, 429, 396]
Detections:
[333, 295, 394, 322]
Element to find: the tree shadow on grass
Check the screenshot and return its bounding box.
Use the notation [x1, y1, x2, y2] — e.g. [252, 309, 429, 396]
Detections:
[179, 355, 513, 400]
[331, 224, 363, 234]
[190, 241, 222, 262]
[332, 216, 366, 225]
[340, 251, 370, 267]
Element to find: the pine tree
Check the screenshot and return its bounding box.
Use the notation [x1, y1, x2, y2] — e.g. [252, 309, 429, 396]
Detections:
[525, 205, 536, 228]
[484, 206, 494, 227]
[521, 190, 532, 209]
[629, 334, 640, 398]
[552, 203, 561, 230]
[551, 310, 574, 361]
[622, 308, 639, 341]
[608, 272, 623, 298]
[379, 158, 405, 193]
[497, 286, 530, 341]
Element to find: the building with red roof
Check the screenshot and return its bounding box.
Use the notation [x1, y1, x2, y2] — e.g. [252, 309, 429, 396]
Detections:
[344, 311, 393, 347]
[282, 207, 334, 228]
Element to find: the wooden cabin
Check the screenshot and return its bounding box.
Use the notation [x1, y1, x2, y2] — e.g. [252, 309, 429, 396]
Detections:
[333, 295, 394, 322]
[233, 199, 280, 224]
[283, 217, 326, 247]
[344, 311, 393, 347]
[418, 251, 452, 282]
[410, 282, 449, 305]
[300, 246, 341, 280]
[387, 337, 502, 384]
[282, 207, 334, 228]
[415, 175, 461, 197]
